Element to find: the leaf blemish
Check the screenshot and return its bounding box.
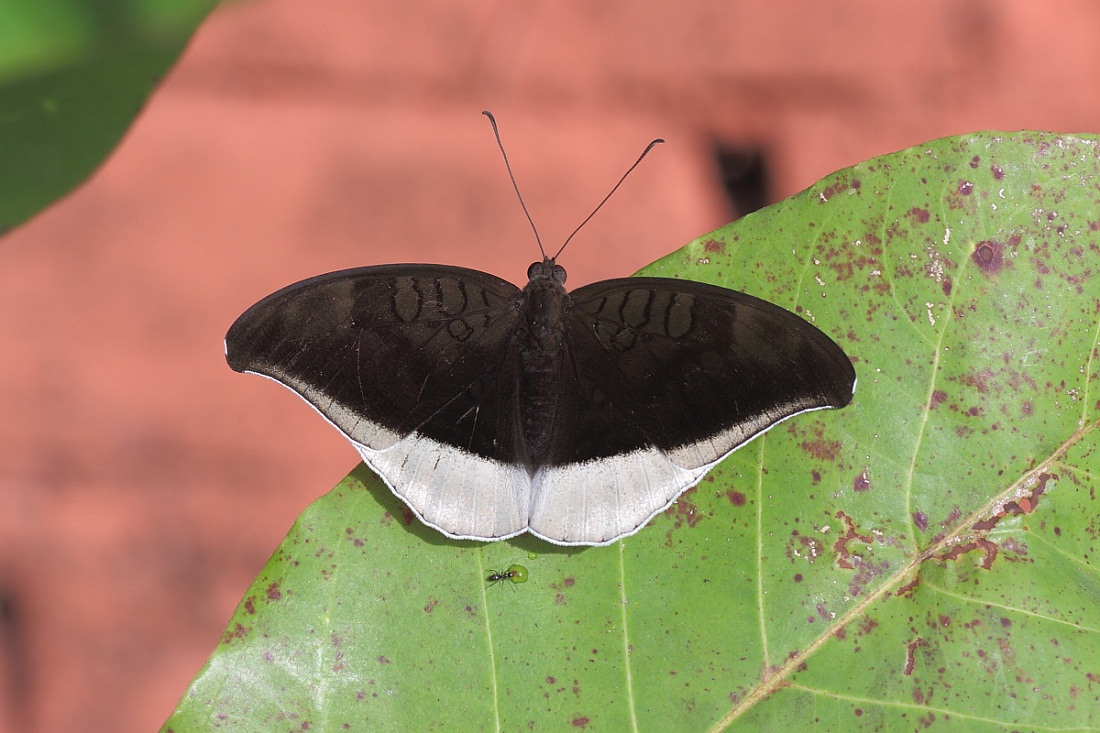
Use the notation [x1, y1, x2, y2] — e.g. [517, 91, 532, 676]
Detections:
[907, 207, 931, 224]
[904, 637, 927, 675]
[726, 490, 746, 506]
[939, 537, 999, 569]
[800, 438, 842, 461]
[833, 511, 874, 570]
[971, 240, 1004, 275]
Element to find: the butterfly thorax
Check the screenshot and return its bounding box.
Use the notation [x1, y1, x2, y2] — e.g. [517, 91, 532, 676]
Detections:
[517, 259, 570, 466]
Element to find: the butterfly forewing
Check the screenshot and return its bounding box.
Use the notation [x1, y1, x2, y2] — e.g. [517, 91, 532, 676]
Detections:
[554, 277, 854, 464]
[228, 265, 527, 457]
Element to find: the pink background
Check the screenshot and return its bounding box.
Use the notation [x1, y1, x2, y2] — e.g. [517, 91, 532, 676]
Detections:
[2, 0, 1098, 729]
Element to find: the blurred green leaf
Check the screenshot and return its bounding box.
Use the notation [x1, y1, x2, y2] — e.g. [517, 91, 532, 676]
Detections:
[165, 131, 1100, 732]
[0, 0, 218, 230]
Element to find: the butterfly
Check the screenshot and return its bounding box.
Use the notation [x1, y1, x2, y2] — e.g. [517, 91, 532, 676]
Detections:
[225, 113, 856, 547]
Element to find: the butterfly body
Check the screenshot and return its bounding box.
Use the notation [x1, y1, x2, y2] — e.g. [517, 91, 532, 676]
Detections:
[515, 259, 570, 466]
[226, 256, 855, 546]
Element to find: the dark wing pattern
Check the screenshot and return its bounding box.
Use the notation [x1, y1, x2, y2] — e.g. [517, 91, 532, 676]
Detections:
[526, 277, 855, 544]
[226, 264, 535, 540]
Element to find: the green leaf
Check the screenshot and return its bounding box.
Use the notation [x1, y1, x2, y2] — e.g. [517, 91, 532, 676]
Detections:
[0, 0, 219, 231]
[164, 131, 1100, 732]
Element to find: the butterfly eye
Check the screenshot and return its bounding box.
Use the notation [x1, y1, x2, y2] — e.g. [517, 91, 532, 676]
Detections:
[552, 265, 566, 285]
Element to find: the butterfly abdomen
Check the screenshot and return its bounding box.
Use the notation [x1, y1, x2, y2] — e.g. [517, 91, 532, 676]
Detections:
[516, 269, 571, 465]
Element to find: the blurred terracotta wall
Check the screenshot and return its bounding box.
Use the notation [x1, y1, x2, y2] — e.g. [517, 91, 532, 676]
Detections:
[1, 0, 1098, 730]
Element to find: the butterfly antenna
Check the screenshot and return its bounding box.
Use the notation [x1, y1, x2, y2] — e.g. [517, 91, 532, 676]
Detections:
[483, 110, 547, 259]
[552, 137, 665, 260]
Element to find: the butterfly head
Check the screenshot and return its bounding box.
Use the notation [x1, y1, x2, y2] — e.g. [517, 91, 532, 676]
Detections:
[527, 258, 567, 286]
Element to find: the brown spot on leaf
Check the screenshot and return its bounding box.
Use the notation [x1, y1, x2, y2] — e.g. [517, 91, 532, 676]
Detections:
[726, 490, 746, 506]
[221, 623, 250, 644]
[904, 637, 928, 675]
[964, 368, 994, 393]
[896, 577, 920, 597]
[973, 472, 1055, 533]
[666, 494, 703, 528]
[930, 390, 947, 408]
[788, 531, 825, 563]
[908, 207, 931, 223]
[853, 470, 871, 492]
[833, 511, 874, 570]
[266, 582, 282, 602]
[703, 238, 725, 253]
[818, 177, 857, 202]
[991, 164, 1004, 180]
[972, 240, 1003, 275]
[913, 511, 929, 531]
[972, 516, 998, 532]
[801, 439, 842, 461]
[940, 537, 998, 569]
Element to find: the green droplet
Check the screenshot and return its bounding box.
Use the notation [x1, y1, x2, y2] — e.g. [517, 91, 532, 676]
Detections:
[506, 564, 528, 584]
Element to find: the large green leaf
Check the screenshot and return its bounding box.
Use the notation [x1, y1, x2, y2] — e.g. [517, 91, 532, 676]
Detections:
[165, 132, 1100, 732]
[0, 0, 218, 231]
